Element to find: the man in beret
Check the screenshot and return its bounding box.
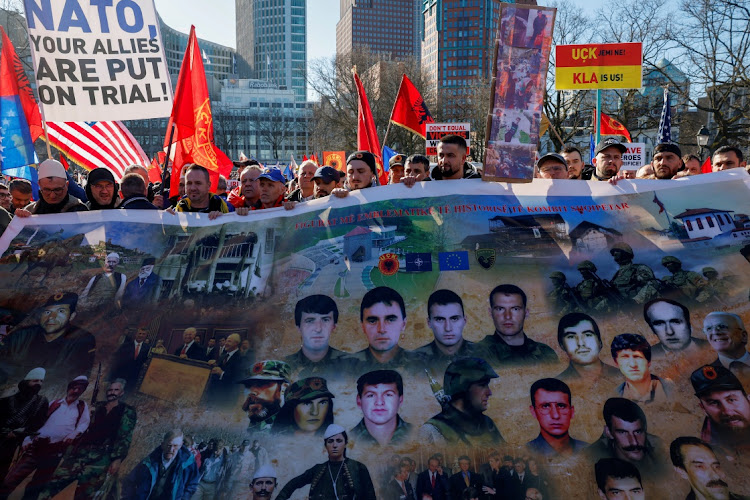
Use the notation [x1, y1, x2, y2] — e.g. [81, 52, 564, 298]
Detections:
[0, 368, 49, 481]
[15, 159, 88, 217]
[332, 151, 380, 200]
[388, 154, 407, 184]
[691, 364, 750, 456]
[238, 360, 291, 431]
[0, 293, 95, 385]
[121, 257, 163, 311]
[80, 252, 127, 311]
[84, 167, 119, 210]
[420, 357, 505, 446]
[651, 143, 683, 179]
[250, 464, 277, 499]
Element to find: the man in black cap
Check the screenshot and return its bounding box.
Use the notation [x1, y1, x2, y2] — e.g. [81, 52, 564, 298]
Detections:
[335, 151, 379, 197]
[652, 143, 683, 179]
[690, 364, 750, 456]
[432, 135, 481, 180]
[585, 137, 626, 181]
[388, 154, 407, 184]
[420, 357, 505, 446]
[0, 293, 95, 385]
[121, 257, 163, 310]
[84, 167, 120, 209]
[536, 153, 569, 180]
[311, 166, 340, 199]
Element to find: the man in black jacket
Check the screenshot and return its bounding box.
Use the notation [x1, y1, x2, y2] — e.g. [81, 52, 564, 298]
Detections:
[119, 174, 158, 210]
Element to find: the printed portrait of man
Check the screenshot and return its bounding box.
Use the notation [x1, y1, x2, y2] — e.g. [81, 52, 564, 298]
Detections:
[350, 369, 412, 447]
[643, 298, 711, 359]
[670, 436, 748, 500]
[703, 312, 750, 387]
[690, 364, 750, 456]
[526, 378, 588, 457]
[595, 458, 645, 500]
[611, 334, 672, 404]
[238, 360, 291, 431]
[121, 257, 163, 310]
[555, 312, 621, 386]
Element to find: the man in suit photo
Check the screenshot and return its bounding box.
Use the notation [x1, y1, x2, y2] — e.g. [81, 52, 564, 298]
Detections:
[416, 456, 450, 500]
[109, 327, 150, 389]
[449, 456, 484, 500]
[174, 327, 206, 361]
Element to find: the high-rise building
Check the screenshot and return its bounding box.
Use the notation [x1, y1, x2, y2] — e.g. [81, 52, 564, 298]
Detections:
[421, 0, 503, 107]
[336, 0, 422, 61]
[236, 0, 307, 102]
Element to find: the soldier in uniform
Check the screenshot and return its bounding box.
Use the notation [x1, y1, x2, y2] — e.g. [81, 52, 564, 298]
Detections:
[284, 295, 358, 380]
[275, 424, 377, 500]
[547, 272, 578, 315]
[237, 360, 291, 432]
[350, 370, 413, 447]
[420, 357, 505, 447]
[39, 379, 137, 500]
[575, 261, 612, 313]
[702, 267, 734, 304]
[660, 256, 709, 303]
[609, 243, 660, 306]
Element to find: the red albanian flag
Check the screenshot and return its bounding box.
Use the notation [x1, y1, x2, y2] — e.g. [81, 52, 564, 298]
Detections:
[389, 74, 434, 138]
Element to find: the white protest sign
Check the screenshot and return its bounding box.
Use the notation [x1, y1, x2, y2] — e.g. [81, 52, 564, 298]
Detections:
[622, 142, 646, 170]
[24, 0, 173, 122]
[426, 122, 471, 155]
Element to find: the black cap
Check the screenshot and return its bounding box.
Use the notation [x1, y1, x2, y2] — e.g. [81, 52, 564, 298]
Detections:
[346, 151, 377, 175]
[388, 154, 406, 168]
[690, 365, 745, 397]
[43, 292, 79, 313]
[595, 137, 627, 156]
[654, 143, 682, 158]
[536, 153, 568, 169]
[312, 166, 340, 184]
[141, 257, 156, 266]
[88, 167, 116, 185]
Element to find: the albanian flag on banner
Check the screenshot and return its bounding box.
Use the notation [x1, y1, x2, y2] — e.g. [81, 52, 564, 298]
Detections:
[323, 151, 346, 171]
[166, 26, 232, 193]
[597, 111, 632, 143]
[389, 74, 434, 138]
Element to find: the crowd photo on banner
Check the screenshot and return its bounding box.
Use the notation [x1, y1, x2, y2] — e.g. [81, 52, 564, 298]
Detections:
[1, 1, 750, 500]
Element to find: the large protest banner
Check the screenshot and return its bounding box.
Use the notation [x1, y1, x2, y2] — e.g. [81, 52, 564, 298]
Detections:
[1, 171, 750, 499]
[23, 0, 173, 121]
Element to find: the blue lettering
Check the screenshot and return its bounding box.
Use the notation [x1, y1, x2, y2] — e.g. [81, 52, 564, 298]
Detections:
[116, 0, 144, 33]
[59, 0, 92, 33]
[23, 0, 54, 30]
[90, 0, 113, 33]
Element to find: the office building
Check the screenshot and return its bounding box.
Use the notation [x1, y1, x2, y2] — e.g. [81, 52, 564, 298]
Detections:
[336, 0, 422, 60]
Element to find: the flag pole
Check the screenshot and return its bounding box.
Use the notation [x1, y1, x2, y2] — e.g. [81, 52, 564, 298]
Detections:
[41, 119, 52, 159]
[595, 89, 602, 144]
[162, 123, 175, 185]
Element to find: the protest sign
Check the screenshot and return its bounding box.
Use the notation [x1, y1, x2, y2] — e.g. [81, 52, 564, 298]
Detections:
[23, 0, 172, 121]
[426, 122, 470, 155]
[622, 142, 646, 170]
[1, 171, 750, 499]
[485, 4, 556, 183]
[555, 42, 643, 90]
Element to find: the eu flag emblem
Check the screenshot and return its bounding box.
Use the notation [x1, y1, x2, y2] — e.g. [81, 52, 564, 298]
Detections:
[438, 251, 470, 271]
[405, 253, 432, 272]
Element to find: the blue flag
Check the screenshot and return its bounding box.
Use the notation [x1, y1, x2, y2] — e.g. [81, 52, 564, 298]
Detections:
[382, 145, 398, 172]
[589, 133, 595, 163]
[405, 253, 432, 272]
[438, 251, 470, 271]
[658, 88, 671, 144]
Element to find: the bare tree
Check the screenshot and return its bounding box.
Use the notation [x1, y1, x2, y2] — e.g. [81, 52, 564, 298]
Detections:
[254, 107, 300, 160]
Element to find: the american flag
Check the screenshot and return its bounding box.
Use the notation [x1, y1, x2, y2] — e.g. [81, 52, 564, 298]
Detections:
[43, 121, 149, 180]
[657, 87, 671, 144]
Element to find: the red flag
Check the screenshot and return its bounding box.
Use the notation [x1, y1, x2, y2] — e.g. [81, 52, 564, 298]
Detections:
[390, 74, 434, 138]
[59, 155, 69, 170]
[353, 70, 387, 185]
[148, 152, 165, 183]
[701, 156, 712, 173]
[0, 27, 43, 143]
[598, 111, 632, 142]
[165, 26, 232, 193]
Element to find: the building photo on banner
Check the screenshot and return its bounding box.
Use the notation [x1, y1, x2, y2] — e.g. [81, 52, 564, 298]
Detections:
[0, 0, 750, 499]
[1, 172, 750, 500]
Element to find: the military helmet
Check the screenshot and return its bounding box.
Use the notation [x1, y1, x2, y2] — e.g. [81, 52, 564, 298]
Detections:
[549, 271, 566, 280]
[661, 256, 681, 265]
[609, 242, 633, 256]
[443, 357, 498, 397]
[702, 267, 718, 276]
[577, 260, 597, 272]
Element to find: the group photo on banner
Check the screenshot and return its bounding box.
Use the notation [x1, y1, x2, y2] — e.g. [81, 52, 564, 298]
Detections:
[0, 1, 749, 500]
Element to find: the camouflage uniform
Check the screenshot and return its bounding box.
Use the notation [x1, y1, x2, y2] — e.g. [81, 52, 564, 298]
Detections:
[661, 256, 708, 302]
[39, 401, 137, 500]
[420, 358, 505, 447]
[702, 267, 733, 304]
[547, 272, 578, 314]
[284, 347, 360, 380]
[575, 261, 611, 312]
[238, 360, 291, 432]
[476, 333, 558, 368]
[609, 243, 660, 304]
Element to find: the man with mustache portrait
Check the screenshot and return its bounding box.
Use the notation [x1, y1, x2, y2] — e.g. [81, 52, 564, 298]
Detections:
[249, 465, 277, 500]
[238, 360, 291, 432]
[670, 436, 749, 500]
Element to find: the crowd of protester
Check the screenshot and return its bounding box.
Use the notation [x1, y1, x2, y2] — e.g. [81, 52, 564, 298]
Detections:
[1, 135, 745, 236]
